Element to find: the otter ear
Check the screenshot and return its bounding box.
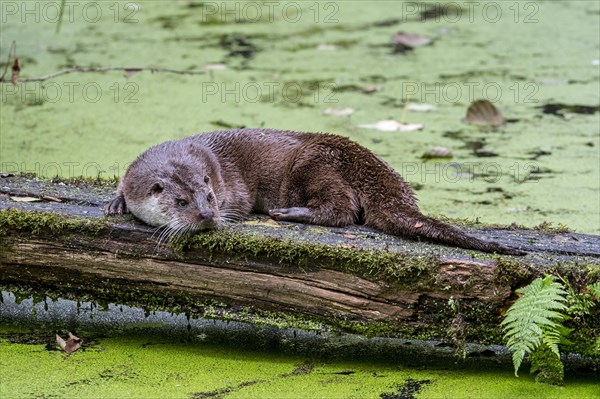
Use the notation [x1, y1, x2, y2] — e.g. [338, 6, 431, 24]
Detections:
[150, 182, 163, 195]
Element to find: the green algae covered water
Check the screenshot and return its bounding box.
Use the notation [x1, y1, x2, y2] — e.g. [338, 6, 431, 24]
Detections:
[1, 0, 598, 233]
[1, 292, 598, 399]
[1, 1, 599, 397]
[2, 332, 598, 399]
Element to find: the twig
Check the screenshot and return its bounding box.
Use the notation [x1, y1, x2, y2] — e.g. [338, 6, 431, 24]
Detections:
[0, 41, 17, 82]
[0, 66, 205, 83]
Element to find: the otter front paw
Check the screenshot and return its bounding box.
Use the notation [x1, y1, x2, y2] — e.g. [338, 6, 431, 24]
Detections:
[269, 207, 312, 223]
[105, 195, 129, 215]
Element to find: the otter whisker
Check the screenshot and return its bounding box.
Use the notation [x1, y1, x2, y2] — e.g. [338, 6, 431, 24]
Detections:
[155, 225, 173, 252]
[168, 225, 184, 243]
[167, 219, 191, 244]
[219, 212, 246, 224]
[156, 218, 184, 251]
[151, 221, 171, 240]
[220, 210, 246, 220]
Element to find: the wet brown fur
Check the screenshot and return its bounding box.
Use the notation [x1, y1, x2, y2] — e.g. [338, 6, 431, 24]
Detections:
[106, 129, 524, 255]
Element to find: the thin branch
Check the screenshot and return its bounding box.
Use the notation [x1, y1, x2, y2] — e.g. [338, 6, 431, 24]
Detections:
[0, 66, 206, 83]
[0, 41, 17, 82]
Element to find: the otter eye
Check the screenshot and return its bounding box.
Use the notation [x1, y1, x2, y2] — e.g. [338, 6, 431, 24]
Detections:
[204, 175, 210, 184]
[207, 193, 214, 202]
[176, 199, 188, 207]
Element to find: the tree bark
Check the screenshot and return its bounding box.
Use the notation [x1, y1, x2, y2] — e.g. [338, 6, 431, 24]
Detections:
[1, 175, 598, 345]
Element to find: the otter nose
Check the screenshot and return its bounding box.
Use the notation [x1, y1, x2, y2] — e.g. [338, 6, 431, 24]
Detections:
[198, 209, 215, 221]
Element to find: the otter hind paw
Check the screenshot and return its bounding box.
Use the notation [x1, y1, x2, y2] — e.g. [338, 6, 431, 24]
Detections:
[269, 207, 312, 223]
[105, 195, 129, 215]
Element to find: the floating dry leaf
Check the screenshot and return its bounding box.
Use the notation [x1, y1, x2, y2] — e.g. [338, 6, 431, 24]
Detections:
[362, 85, 380, 94]
[324, 107, 355, 117]
[422, 146, 453, 159]
[464, 99, 504, 126]
[392, 32, 432, 52]
[203, 64, 227, 71]
[407, 103, 437, 112]
[359, 120, 424, 132]
[56, 332, 82, 355]
[342, 233, 361, 239]
[10, 196, 40, 202]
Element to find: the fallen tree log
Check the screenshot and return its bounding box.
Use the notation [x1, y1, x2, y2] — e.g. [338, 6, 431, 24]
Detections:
[1, 174, 598, 352]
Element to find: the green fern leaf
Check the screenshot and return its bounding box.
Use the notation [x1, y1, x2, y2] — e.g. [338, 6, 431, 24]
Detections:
[589, 282, 600, 299]
[542, 327, 562, 357]
[501, 276, 568, 377]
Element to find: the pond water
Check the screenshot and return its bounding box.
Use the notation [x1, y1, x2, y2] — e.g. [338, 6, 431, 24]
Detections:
[1, 292, 598, 398]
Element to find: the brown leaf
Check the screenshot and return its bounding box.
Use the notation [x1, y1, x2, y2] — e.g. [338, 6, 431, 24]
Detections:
[11, 57, 21, 86]
[465, 99, 504, 126]
[362, 85, 380, 94]
[414, 222, 424, 228]
[392, 32, 432, 53]
[56, 332, 82, 354]
[41, 195, 62, 203]
[422, 146, 452, 159]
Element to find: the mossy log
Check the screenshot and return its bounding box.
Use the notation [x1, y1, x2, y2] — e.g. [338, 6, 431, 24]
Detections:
[1, 175, 599, 346]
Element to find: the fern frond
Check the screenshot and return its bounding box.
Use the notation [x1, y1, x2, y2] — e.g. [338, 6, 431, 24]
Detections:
[501, 276, 568, 377]
[589, 282, 600, 299]
[512, 350, 526, 376]
[541, 327, 562, 357]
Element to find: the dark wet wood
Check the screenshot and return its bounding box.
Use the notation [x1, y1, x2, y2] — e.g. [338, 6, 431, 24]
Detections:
[1, 175, 599, 342]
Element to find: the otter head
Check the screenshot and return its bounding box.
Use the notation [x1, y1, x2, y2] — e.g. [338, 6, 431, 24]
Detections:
[124, 148, 224, 237]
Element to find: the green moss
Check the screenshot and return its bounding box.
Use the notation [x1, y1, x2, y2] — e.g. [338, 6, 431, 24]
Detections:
[0, 208, 107, 237]
[565, 327, 600, 359]
[494, 256, 535, 288]
[174, 229, 436, 287]
[533, 221, 572, 234]
[47, 174, 119, 188]
[530, 344, 565, 386]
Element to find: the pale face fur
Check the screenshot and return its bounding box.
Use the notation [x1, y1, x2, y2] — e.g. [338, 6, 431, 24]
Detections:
[130, 195, 172, 227]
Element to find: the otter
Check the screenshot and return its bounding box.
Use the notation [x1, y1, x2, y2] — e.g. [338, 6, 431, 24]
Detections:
[106, 129, 524, 255]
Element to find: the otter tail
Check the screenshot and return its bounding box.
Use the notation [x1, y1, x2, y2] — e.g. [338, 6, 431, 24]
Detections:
[369, 211, 525, 255]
